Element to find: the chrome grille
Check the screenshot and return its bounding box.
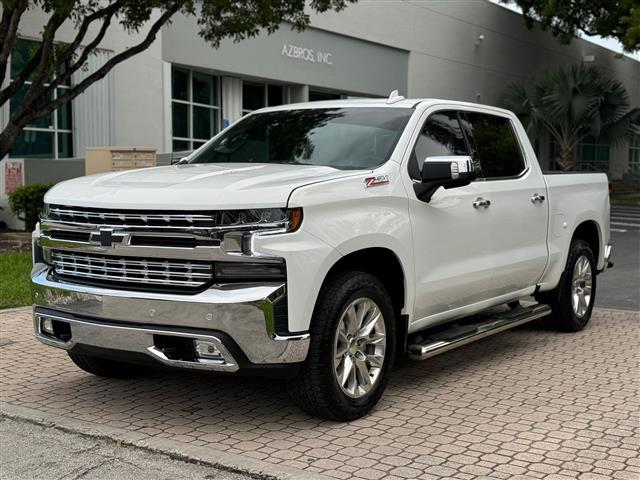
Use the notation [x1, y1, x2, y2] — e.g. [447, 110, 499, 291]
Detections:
[50, 251, 213, 289]
[47, 205, 215, 229]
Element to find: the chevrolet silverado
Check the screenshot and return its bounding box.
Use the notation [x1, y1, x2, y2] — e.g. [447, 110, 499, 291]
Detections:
[31, 94, 612, 420]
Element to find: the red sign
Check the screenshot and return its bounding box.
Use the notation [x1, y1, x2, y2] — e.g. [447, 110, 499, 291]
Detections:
[4, 160, 24, 194]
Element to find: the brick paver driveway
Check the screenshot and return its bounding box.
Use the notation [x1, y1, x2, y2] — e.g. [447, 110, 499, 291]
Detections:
[1, 307, 638, 480]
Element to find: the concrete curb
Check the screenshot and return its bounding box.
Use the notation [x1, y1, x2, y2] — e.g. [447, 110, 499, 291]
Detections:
[0, 401, 330, 480]
[0, 306, 32, 314]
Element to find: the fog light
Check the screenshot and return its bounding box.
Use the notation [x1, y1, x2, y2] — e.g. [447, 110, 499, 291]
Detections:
[194, 340, 222, 360]
[41, 317, 54, 335]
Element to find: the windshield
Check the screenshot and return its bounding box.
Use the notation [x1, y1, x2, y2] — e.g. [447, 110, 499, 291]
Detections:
[188, 107, 413, 170]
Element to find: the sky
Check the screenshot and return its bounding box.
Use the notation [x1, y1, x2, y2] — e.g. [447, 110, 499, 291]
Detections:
[490, 0, 640, 61]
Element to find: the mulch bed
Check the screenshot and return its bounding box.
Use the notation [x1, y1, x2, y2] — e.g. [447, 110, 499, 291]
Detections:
[0, 231, 31, 253]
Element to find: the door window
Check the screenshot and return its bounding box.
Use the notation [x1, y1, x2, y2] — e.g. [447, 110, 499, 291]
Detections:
[462, 112, 525, 179]
[409, 111, 468, 179]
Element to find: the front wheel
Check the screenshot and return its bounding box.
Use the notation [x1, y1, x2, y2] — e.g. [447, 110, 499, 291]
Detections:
[538, 239, 597, 332]
[287, 271, 396, 421]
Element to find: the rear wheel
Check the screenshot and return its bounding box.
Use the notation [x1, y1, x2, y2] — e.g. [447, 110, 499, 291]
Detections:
[538, 239, 596, 332]
[68, 352, 150, 378]
[287, 271, 396, 421]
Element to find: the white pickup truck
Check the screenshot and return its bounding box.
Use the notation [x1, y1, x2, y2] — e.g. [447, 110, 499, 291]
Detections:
[31, 95, 612, 420]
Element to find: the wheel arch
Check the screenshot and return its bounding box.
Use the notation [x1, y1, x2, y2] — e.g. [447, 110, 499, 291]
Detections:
[321, 247, 409, 353]
[324, 247, 406, 313]
[572, 220, 601, 265]
[539, 214, 606, 293]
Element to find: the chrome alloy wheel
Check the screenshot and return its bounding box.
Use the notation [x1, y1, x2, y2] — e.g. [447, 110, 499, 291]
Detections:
[333, 298, 386, 399]
[571, 255, 593, 318]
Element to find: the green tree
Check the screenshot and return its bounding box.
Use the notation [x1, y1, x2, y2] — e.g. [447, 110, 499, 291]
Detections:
[504, 0, 640, 52]
[0, 0, 354, 159]
[502, 64, 639, 171]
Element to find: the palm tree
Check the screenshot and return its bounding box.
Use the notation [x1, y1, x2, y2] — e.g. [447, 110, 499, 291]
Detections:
[503, 65, 639, 171]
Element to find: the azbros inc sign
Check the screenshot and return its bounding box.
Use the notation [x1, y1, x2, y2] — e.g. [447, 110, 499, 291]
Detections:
[281, 43, 333, 65]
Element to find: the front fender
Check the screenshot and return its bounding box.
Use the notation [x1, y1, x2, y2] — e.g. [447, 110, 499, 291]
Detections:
[286, 166, 416, 324]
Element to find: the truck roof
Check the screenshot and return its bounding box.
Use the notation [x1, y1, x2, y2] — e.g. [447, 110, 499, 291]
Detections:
[257, 98, 515, 116]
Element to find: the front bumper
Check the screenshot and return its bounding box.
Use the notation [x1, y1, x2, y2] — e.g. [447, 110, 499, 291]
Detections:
[600, 243, 613, 272]
[31, 267, 310, 371]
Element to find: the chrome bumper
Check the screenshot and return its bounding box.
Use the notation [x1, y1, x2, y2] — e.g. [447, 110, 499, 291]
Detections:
[34, 310, 240, 372]
[31, 266, 309, 368]
[602, 244, 613, 271]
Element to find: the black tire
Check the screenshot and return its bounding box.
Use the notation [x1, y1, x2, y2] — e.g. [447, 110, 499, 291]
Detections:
[68, 352, 150, 378]
[537, 239, 597, 332]
[287, 271, 396, 421]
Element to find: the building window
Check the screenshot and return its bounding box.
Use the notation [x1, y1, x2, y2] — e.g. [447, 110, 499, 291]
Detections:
[9, 38, 73, 159]
[309, 90, 342, 102]
[241, 82, 284, 115]
[171, 66, 220, 151]
[630, 136, 640, 175]
[550, 136, 610, 172]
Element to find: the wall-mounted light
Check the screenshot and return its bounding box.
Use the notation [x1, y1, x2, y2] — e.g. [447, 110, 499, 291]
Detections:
[475, 34, 485, 47]
[583, 54, 596, 63]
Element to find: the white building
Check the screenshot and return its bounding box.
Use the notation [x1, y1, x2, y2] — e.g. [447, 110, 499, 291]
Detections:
[1, 0, 639, 224]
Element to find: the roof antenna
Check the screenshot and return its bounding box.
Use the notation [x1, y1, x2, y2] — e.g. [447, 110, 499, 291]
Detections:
[386, 89, 405, 104]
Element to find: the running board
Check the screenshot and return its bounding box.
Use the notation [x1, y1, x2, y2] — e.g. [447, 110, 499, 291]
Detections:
[407, 304, 551, 361]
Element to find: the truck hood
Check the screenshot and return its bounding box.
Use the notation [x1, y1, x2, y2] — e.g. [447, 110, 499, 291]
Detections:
[45, 163, 363, 210]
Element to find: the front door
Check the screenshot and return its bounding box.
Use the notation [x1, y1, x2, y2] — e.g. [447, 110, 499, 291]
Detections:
[407, 110, 495, 324]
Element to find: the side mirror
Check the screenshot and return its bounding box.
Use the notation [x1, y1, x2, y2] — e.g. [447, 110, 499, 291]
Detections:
[414, 155, 476, 202]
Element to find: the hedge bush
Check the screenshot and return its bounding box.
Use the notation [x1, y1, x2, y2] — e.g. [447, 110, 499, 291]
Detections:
[8, 183, 53, 231]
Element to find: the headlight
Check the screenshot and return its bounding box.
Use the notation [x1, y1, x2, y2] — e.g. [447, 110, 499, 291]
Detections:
[217, 208, 302, 233]
[221, 208, 302, 255]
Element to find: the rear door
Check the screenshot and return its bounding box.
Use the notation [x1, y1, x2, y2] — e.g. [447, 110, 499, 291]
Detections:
[461, 111, 548, 297]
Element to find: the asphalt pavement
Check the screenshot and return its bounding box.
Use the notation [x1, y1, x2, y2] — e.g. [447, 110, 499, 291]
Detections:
[596, 205, 640, 311]
[0, 417, 254, 480]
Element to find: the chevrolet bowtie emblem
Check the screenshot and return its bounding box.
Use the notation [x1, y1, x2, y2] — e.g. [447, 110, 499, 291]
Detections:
[90, 228, 124, 247]
[99, 228, 113, 247]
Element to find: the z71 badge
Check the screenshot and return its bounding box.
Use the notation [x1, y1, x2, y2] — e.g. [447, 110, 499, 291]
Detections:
[364, 175, 390, 188]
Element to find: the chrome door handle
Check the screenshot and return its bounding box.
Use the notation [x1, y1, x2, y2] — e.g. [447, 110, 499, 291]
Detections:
[472, 198, 491, 209]
[530, 193, 546, 204]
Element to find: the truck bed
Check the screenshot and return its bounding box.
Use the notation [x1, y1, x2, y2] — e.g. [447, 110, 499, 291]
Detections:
[539, 172, 610, 290]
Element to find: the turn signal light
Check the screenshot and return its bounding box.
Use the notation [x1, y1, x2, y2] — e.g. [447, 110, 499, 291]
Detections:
[288, 208, 303, 232]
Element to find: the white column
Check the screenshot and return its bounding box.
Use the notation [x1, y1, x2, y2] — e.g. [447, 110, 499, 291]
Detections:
[72, 49, 114, 157]
[162, 61, 172, 152]
[221, 76, 242, 128]
[287, 85, 309, 104]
